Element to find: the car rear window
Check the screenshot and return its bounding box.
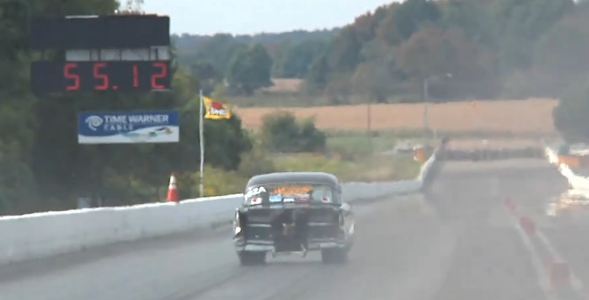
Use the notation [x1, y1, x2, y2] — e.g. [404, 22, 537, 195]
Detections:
[245, 184, 335, 206]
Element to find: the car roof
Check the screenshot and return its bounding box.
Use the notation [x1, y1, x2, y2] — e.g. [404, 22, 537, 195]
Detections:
[246, 172, 340, 189]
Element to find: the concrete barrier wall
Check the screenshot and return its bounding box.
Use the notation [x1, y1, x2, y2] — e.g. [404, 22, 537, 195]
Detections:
[0, 151, 441, 265]
[0, 194, 244, 265]
[342, 181, 421, 203]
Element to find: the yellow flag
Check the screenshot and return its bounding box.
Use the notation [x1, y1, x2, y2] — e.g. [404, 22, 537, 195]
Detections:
[203, 97, 232, 120]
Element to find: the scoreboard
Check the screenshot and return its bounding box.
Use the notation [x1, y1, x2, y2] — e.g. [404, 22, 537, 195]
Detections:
[32, 61, 170, 93]
[30, 15, 170, 50]
[30, 15, 171, 95]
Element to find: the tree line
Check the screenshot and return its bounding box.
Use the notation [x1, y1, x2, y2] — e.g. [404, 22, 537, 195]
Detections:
[306, 0, 580, 102]
[174, 31, 334, 95]
[175, 0, 584, 101]
[176, 0, 589, 140]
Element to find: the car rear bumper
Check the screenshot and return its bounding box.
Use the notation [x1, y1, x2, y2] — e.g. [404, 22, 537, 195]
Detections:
[235, 238, 348, 252]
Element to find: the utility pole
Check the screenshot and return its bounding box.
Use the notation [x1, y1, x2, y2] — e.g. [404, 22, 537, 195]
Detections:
[199, 90, 205, 197]
[366, 101, 372, 134]
[423, 73, 452, 140]
[423, 78, 430, 137]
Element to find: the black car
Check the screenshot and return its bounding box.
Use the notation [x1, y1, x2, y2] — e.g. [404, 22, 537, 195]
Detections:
[233, 172, 355, 265]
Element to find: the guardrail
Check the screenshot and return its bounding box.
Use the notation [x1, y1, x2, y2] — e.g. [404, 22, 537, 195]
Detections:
[0, 148, 442, 266]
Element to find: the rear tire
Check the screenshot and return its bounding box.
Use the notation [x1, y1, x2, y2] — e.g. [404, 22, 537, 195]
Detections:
[238, 251, 266, 266]
[321, 248, 348, 264]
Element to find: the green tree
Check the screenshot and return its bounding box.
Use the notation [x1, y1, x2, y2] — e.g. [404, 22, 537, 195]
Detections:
[305, 55, 330, 92]
[352, 60, 395, 102]
[396, 27, 495, 98]
[325, 27, 361, 72]
[227, 44, 273, 95]
[554, 79, 589, 141]
[493, 0, 574, 70]
[531, 9, 589, 96]
[276, 39, 327, 78]
[189, 61, 221, 95]
[353, 9, 388, 44]
[393, 0, 441, 40]
[204, 115, 252, 170]
[376, 3, 403, 46]
[261, 112, 325, 153]
[396, 27, 459, 79]
[440, 0, 497, 46]
[0, 98, 37, 213]
[192, 34, 246, 75]
[298, 118, 326, 152]
[547, 2, 589, 142]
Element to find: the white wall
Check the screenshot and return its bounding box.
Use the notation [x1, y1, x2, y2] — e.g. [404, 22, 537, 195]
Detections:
[0, 195, 243, 265]
[0, 150, 440, 265]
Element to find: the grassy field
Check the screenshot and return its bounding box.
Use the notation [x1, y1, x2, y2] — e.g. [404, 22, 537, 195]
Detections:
[235, 98, 558, 136]
[275, 133, 420, 182]
[272, 153, 419, 183]
[199, 133, 421, 196]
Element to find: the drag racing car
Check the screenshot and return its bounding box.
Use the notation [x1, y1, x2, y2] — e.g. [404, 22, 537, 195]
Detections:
[233, 172, 354, 265]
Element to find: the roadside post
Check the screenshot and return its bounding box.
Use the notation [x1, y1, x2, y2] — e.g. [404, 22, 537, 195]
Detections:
[199, 89, 205, 197]
[423, 73, 452, 143]
[198, 91, 233, 197]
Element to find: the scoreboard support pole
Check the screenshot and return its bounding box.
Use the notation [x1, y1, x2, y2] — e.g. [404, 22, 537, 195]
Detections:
[198, 89, 205, 198]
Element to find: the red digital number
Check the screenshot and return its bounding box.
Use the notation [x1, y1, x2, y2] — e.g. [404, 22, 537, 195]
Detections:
[64, 63, 80, 91]
[151, 62, 168, 90]
[133, 64, 140, 88]
[93, 63, 109, 91]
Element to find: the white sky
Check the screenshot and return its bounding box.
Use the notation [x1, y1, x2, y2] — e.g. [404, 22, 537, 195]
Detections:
[142, 0, 397, 35]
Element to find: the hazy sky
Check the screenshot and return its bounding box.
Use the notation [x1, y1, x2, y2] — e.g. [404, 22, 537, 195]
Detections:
[142, 0, 396, 35]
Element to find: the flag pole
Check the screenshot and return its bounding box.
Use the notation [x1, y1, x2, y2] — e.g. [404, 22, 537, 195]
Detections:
[199, 89, 205, 197]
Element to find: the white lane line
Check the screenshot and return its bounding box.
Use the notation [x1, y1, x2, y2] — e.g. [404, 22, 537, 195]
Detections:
[536, 229, 585, 294]
[504, 206, 555, 300]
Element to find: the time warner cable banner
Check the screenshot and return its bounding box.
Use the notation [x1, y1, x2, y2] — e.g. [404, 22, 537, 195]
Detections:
[78, 111, 180, 144]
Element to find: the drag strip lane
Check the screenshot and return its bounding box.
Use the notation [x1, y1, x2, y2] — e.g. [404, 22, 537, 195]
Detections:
[0, 193, 450, 300]
[426, 159, 568, 300]
[0, 158, 573, 300]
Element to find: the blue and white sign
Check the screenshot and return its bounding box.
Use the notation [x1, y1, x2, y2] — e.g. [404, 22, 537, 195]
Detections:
[78, 111, 180, 144]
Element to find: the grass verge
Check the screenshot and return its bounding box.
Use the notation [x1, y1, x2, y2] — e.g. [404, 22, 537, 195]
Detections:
[194, 132, 421, 197]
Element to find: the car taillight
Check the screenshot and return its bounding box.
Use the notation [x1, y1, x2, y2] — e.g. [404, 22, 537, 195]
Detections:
[234, 212, 242, 235]
[250, 197, 262, 205]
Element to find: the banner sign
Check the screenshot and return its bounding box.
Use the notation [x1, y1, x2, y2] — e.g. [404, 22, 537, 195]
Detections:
[78, 111, 179, 144]
[203, 97, 232, 120]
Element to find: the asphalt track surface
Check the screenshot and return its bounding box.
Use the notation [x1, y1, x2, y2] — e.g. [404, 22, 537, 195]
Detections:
[4, 158, 588, 300]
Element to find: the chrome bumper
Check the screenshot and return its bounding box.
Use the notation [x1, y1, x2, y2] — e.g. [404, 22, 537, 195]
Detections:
[236, 239, 347, 252]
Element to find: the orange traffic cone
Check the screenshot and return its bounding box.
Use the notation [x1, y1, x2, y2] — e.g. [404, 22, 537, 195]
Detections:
[167, 174, 179, 203]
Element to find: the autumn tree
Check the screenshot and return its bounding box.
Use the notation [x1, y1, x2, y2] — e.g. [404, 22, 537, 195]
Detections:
[493, 0, 574, 70]
[393, 0, 441, 39]
[396, 27, 495, 98]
